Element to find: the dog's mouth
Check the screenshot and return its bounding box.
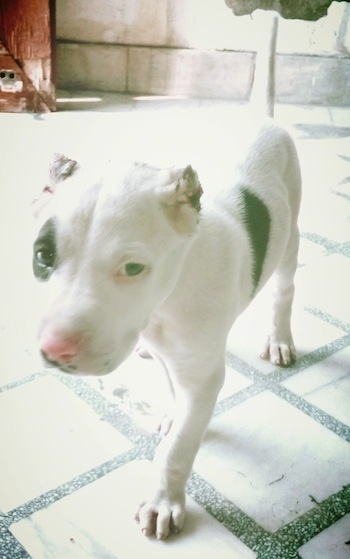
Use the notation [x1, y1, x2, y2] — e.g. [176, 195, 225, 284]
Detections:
[40, 351, 78, 373]
[40, 350, 122, 376]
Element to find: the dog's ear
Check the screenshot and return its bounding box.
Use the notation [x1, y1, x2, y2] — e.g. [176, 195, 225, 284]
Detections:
[32, 153, 79, 217]
[49, 153, 79, 186]
[158, 165, 203, 234]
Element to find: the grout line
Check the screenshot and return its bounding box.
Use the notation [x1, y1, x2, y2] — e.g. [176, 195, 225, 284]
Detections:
[0, 530, 31, 559]
[187, 471, 272, 552]
[224, 353, 267, 382]
[1, 329, 349, 555]
[3, 448, 142, 528]
[300, 232, 350, 258]
[305, 305, 350, 334]
[214, 382, 264, 416]
[0, 370, 49, 394]
[187, 472, 300, 558]
[268, 334, 350, 381]
[223, 335, 350, 438]
[188, 464, 350, 557]
[54, 370, 159, 447]
[276, 483, 350, 550]
[226, 332, 350, 387]
[271, 384, 350, 442]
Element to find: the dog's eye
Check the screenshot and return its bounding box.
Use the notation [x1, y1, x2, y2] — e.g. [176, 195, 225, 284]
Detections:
[120, 262, 146, 277]
[33, 218, 57, 281]
[35, 249, 55, 268]
[33, 248, 55, 280]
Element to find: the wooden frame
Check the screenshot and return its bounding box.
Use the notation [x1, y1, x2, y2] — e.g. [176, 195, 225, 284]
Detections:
[0, 0, 55, 112]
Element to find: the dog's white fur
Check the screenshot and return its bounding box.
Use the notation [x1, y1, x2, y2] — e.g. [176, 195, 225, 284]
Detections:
[32, 15, 301, 540]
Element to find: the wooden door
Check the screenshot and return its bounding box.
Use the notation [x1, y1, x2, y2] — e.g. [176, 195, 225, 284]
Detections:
[0, 0, 55, 112]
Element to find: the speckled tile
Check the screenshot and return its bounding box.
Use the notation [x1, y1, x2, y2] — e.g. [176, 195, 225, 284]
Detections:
[299, 196, 350, 244]
[194, 391, 350, 532]
[0, 331, 45, 387]
[86, 353, 252, 433]
[218, 366, 253, 400]
[298, 513, 350, 559]
[298, 236, 327, 267]
[0, 376, 132, 512]
[226, 282, 345, 375]
[283, 347, 350, 426]
[296, 255, 350, 325]
[1, 97, 350, 558]
[10, 461, 257, 559]
[85, 352, 174, 433]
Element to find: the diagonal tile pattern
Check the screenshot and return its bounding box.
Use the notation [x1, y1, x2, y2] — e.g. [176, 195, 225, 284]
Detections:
[0, 93, 349, 558]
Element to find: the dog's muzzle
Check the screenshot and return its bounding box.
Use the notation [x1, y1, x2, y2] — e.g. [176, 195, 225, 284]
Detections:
[39, 332, 81, 371]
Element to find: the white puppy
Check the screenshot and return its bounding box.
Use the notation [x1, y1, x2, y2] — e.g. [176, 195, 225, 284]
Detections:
[32, 16, 301, 539]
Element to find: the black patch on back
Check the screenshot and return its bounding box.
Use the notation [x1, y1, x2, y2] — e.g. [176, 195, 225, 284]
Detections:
[33, 218, 57, 281]
[240, 188, 270, 292]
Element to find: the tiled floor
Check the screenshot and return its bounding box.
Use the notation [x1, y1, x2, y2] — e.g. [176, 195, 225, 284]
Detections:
[0, 92, 349, 558]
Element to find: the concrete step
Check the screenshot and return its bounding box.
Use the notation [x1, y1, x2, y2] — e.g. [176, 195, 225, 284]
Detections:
[57, 42, 350, 106]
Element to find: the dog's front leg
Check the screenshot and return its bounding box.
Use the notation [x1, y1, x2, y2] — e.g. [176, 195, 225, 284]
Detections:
[135, 358, 224, 540]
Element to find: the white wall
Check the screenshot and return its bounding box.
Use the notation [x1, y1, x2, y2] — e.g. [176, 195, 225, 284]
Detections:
[56, 0, 350, 104]
[57, 0, 350, 55]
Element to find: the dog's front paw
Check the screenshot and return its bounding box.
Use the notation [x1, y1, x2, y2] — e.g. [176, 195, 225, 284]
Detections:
[260, 336, 296, 367]
[135, 492, 185, 540]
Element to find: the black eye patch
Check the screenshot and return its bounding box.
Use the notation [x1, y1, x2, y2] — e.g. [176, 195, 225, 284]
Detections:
[33, 218, 57, 281]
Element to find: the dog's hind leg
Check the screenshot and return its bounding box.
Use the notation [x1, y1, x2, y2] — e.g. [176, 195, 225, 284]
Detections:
[260, 225, 299, 367]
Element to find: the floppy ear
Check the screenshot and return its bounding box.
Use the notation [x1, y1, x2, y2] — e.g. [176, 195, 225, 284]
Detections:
[49, 153, 79, 187]
[158, 165, 203, 234]
[32, 153, 79, 217]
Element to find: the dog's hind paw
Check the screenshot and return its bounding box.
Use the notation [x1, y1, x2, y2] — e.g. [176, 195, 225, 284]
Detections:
[260, 336, 296, 367]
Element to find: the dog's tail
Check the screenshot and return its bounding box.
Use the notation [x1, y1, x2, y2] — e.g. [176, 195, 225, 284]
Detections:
[250, 12, 279, 118]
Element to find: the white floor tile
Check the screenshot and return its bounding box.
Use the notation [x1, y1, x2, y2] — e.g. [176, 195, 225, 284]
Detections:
[283, 347, 350, 426]
[0, 376, 131, 512]
[86, 354, 251, 433]
[0, 96, 349, 557]
[195, 391, 350, 532]
[227, 277, 344, 373]
[297, 255, 350, 325]
[10, 461, 257, 559]
[86, 352, 173, 433]
[299, 514, 350, 559]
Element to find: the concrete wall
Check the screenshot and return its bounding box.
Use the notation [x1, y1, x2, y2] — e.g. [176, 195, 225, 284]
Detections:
[56, 0, 350, 105]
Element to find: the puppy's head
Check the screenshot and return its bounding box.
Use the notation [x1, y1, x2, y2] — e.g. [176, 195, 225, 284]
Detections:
[32, 153, 202, 375]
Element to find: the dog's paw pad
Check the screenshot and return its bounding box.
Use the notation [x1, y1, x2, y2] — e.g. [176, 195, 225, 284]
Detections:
[259, 350, 269, 361]
[260, 338, 296, 368]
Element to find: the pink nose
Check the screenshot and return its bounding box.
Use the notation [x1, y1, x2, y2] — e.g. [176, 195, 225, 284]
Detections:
[40, 333, 80, 364]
